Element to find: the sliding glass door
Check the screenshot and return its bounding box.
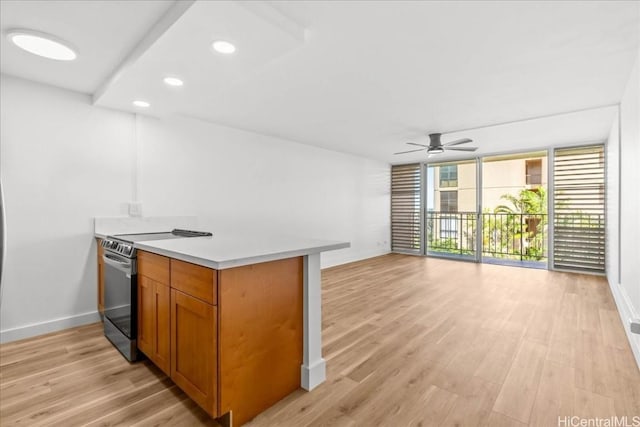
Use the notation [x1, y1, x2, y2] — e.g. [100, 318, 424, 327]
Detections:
[425, 160, 478, 260]
[481, 152, 548, 268]
[391, 144, 606, 273]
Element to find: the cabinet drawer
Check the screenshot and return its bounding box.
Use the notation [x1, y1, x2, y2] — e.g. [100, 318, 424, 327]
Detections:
[170, 259, 217, 305]
[138, 251, 170, 285]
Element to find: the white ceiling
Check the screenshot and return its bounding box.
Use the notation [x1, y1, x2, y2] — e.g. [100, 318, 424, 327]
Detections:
[0, 0, 174, 94]
[1, 1, 638, 163]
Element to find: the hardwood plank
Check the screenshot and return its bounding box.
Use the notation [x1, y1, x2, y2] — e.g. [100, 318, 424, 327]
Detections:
[388, 384, 458, 427]
[492, 339, 548, 424]
[441, 376, 501, 427]
[528, 360, 574, 427]
[599, 308, 629, 350]
[483, 411, 528, 427]
[572, 388, 616, 419]
[1, 254, 638, 427]
[473, 334, 520, 384]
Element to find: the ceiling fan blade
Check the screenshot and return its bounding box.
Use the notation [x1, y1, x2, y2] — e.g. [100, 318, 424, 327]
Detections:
[444, 138, 473, 146]
[406, 142, 430, 148]
[446, 146, 478, 152]
[394, 148, 426, 155]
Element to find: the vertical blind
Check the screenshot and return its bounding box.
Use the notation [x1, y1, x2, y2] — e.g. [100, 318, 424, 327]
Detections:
[553, 145, 605, 273]
[391, 164, 421, 253]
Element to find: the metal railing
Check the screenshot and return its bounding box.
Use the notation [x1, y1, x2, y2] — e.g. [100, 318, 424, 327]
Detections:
[426, 211, 548, 261]
[426, 211, 477, 256]
[482, 213, 547, 261]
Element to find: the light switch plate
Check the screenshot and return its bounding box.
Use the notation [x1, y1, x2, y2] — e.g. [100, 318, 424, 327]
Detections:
[128, 202, 142, 217]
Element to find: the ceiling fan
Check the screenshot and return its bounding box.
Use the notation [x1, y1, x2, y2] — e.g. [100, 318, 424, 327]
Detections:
[394, 133, 478, 156]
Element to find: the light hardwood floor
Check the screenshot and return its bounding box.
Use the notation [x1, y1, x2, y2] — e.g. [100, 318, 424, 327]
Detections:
[1, 254, 638, 426]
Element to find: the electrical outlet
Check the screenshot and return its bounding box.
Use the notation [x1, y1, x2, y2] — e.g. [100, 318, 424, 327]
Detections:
[631, 319, 640, 335]
[128, 202, 142, 217]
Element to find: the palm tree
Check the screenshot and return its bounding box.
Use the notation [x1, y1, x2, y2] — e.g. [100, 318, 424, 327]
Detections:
[485, 188, 547, 260]
[494, 187, 547, 215]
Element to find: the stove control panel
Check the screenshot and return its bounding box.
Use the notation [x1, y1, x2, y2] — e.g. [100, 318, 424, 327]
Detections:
[101, 239, 134, 257]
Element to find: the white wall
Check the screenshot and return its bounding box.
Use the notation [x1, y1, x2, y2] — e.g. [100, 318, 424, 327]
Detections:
[607, 50, 640, 367]
[0, 75, 134, 341]
[0, 74, 390, 342]
[606, 112, 620, 288]
[137, 115, 390, 268]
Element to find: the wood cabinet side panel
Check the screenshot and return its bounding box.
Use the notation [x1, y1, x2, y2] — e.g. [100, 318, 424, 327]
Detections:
[219, 257, 303, 426]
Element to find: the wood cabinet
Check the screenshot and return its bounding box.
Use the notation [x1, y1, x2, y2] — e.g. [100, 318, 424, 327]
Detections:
[97, 239, 104, 315]
[171, 259, 217, 305]
[137, 251, 171, 375]
[171, 289, 217, 416]
[219, 258, 303, 426]
[137, 275, 170, 375]
[137, 250, 302, 426]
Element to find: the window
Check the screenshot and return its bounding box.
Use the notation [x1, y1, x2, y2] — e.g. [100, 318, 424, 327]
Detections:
[553, 145, 605, 273]
[526, 159, 542, 185]
[391, 164, 421, 253]
[440, 216, 458, 239]
[440, 190, 458, 213]
[439, 165, 458, 187]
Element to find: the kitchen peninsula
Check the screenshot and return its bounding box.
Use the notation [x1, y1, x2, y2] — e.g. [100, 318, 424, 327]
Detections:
[96, 225, 348, 426]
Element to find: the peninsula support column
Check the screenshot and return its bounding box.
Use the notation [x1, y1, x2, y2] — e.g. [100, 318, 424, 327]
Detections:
[301, 253, 325, 390]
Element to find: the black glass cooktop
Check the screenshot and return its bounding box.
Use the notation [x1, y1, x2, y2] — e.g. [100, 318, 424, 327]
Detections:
[113, 229, 212, 243]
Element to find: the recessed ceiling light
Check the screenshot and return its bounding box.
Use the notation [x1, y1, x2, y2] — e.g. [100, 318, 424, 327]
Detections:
[163, 77, 184, 87]
[132, 100, 150, 108]
[212, 40, 236, 54]
[7, 29, 77, 61]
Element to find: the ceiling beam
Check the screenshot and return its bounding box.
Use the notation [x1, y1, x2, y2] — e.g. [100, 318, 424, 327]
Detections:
[236, 1, 306, 43]
[92, 0, 196, 104]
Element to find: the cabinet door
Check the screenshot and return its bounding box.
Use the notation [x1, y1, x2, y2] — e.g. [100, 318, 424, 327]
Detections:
[171, 289, 217, 417]
[137, 276, 155, 357]
[138, 276, 171, 375]
[153, 283, 170, 375]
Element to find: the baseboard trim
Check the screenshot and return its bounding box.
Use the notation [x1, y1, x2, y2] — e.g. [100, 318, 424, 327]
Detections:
[0, 310, 101, 344]
[321, 249, 391, 269]
[301, 358, 326, 391]
[607, 279, 640, 371]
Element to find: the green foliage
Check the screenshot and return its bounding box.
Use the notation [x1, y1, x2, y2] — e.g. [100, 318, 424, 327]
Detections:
[426, 188, 549, 262]
[484, 188, 547, 261]
[494, 187, 547, 215]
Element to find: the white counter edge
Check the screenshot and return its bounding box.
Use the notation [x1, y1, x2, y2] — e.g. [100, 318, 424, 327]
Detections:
[133, 241, 350, 270]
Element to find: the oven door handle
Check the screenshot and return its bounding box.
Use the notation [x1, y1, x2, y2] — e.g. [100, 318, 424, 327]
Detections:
[103, 254, 133, 276]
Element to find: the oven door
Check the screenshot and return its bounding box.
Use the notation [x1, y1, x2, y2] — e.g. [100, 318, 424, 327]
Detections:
[103, 252, 137, 339]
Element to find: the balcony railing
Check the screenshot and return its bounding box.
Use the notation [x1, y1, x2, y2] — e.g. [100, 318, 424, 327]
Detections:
[482, 212, 547, 261]
[426, 211, 477, 257]
[426, 211, 548, 261]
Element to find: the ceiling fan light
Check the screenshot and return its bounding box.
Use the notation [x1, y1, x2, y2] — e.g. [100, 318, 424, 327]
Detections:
[429, 146, 445, 154]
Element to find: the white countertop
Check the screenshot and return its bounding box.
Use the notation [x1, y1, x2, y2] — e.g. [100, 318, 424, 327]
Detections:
[133, 233, 350, 269]
[94, 216, 198, 239]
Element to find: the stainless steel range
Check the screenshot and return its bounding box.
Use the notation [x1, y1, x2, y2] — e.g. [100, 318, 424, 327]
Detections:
[101, 229, 212, 361]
